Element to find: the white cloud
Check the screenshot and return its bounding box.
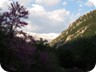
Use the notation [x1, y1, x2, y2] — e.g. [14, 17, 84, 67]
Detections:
[17, 31, 59, 42]
[26, 32, 59, 42]
[22, 21, 39, 32]
[0, 0, 12, 11]
[85, 0, 95, 7]
[26, 4, 70, 33]
[16, 0, 32, 6]
[0, 0, 33, 9]
[29, 4, 46, 17]
[0, 0, 32, 11]
[79, 4, 83, 7]
[89, 0, 96, 7]
[0, 0, 7, 6]
[29, 4, 70, 22]
[62, 1, 67, 6]
[48, 9, 70, 22]
[35, 0, 60, 6]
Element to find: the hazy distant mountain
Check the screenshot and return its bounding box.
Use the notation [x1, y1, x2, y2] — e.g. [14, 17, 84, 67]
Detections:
[50, 10, 96, 47]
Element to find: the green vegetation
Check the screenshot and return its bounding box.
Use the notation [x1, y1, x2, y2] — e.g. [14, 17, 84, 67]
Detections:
[50, 9, 96, 72]
[50, 10, 96, 47]
[56, 37, 96, 71]
[0, 2, 63, 72]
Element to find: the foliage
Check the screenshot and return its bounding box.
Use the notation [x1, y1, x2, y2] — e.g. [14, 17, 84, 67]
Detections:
[0, 1, 60, 72]
[50, 10, 96, 47]
[57, 37, 96, 71]
[0, 31, 61, 72]
[0, 1, 28, 36]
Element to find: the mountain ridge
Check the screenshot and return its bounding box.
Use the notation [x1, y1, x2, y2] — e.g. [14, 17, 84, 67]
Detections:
[50, 9, 96, 47]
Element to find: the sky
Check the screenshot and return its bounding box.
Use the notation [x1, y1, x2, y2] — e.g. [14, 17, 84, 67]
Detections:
[0, 0, 96, 72]
[0, 0, 95, 34]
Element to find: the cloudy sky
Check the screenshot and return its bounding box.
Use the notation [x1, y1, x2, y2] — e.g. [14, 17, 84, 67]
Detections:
[0, 0, 95, 34]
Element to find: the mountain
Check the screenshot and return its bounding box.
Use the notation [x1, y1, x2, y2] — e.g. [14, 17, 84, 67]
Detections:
[50, 10, 96, 47]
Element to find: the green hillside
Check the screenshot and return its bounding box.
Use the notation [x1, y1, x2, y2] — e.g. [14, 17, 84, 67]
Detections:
[50, 10, 96, 47]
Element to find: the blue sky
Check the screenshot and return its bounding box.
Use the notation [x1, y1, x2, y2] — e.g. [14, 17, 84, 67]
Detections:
[0, 0, 95, 34]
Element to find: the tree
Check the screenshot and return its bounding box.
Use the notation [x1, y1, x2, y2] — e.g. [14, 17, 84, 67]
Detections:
[57, 38, 96, 71]
[0, 1, 28, 35]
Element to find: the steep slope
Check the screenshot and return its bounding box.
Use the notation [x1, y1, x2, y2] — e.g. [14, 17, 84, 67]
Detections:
[50, 10, 96, 47]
